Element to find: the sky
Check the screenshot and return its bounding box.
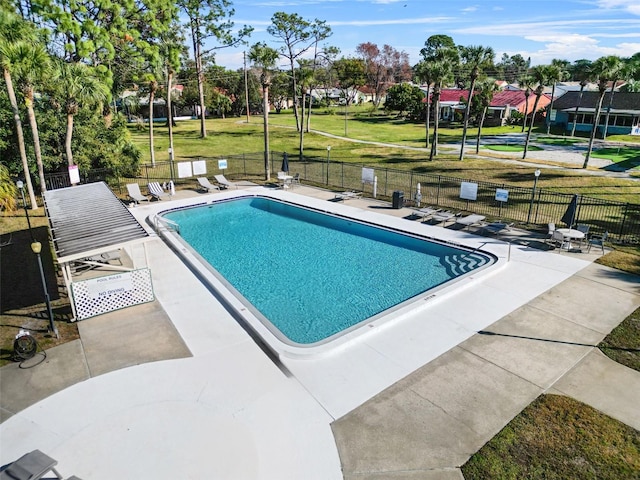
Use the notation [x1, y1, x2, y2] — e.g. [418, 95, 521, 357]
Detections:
[212, 0, 640, 71]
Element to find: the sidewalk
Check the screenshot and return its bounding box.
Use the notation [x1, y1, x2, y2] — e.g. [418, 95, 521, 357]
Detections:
[332, 261, 640, 479]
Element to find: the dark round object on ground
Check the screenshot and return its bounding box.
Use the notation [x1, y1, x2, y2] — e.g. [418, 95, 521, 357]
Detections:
[14, 333, 37, 360]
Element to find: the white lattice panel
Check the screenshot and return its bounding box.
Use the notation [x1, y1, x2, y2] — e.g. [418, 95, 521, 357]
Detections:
[71, 268, 155, 320]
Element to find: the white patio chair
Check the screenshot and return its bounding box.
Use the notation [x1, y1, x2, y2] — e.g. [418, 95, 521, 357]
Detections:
[126, 183, 149, 203]
[148, 181, 170, 200]
[197, 177, 219, 192]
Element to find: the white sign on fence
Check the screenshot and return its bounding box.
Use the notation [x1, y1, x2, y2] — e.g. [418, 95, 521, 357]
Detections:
[218, 159, 228, 170]
[192, 160, 207, 175]
[460, 182, 478, 201]
[495, 188, 509, 202]
[178, 162, 193, 178]
[362, 167, 375, 184]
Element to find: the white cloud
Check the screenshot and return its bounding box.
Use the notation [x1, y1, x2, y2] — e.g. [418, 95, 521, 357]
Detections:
[330, 17, 450, 27]
[461, 6, 478, 13]
[595, 0, 640, 14]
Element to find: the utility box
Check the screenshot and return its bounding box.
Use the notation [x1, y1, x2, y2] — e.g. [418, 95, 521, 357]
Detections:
[392, 191, 404, 209]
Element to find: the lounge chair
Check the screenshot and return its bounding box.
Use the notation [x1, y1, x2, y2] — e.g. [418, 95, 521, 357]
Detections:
[148, 181, 170, 200]
[0, 449, 64, 479]
[416, 207, 441, 222]
[214, 174, 238, 189]
[430, 211, 457, 225]
[455, 214, 486, 229]
[126, 183, 149, 203]
[480, 222, 514, 235]
[334, 191, 361, 201]
[197, 177, 219, 192]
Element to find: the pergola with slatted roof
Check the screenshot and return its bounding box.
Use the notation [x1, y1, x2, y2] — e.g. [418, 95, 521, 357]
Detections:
[43, 182, 153, 319]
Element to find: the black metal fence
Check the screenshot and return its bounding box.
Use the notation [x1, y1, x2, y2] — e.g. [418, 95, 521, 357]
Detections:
[44, 151, 640, 244]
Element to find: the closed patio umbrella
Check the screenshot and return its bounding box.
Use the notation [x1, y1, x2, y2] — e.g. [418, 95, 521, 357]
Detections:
[561, 194, 578, 228]
[281, 152, 289, 173]
[416, 183, 422, 207]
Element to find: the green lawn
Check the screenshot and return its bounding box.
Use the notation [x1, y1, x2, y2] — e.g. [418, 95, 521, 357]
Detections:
[591, 146, 640, 170]
[128, 116, 640, 203]
[462, 394, 640, 480]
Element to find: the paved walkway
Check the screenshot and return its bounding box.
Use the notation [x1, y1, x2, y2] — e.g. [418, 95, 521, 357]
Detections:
[332, 262, 640, 479]
[1, 187, 639, 479]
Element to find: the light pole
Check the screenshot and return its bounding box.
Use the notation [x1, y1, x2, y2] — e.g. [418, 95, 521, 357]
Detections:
[326, 146, 331, 185]
[17, 181, 58, 338]
[527, 169, 541, 224]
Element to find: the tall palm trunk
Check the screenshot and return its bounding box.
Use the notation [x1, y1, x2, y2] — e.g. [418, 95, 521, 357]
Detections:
[65, 112, 75, 166]
[523, 89, 543, 159]
[602, 82, 617, 139]
[459, 77, 477, 161]
[191, 19, 207, 138]
[166, 69, 175, 167]
[424, 85, 430, 148]
[583, 89, 607, 168]
[570, 83, 586, 137]
[476, 106, 487, 154]
[149, 85, 156, 167]
[25, 89, 46, 192]
[262, 80, 270, 181]
[4, 67, 37, 207]
[522, 91, 530, 133]
[429, 84, 441, 160]
[298, 89, 305, 160]
[545, 83, 556, 135]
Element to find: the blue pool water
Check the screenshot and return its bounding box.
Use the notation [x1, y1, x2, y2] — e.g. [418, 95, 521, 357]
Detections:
[163, 197, 494, 345]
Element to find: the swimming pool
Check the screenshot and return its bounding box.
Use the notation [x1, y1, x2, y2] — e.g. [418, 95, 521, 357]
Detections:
[157, 195, 496, 352]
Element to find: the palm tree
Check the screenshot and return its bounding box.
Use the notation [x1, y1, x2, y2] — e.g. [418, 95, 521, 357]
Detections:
[414, 60, 434, 148]
[418, 36, 458, 159]
[458, 45, 495, 161]
[248, 42, 279, 181]
[570, 59, 593, 137]
[523, 65, 549, 159]
[583, 56, 619, 168]
[599, 55, 626, 139]
[429, 59, 454, 161]
[0, 10, 37, 208]
[545, 59, 570, 135]
[474, 79, 499, 154]
[10, 41, 50, 192]
[518, 74, 534, 133]
[57, 61, 110, 166]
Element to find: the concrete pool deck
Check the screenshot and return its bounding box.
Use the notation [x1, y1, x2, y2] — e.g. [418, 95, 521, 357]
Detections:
[1, 185, 639, 479]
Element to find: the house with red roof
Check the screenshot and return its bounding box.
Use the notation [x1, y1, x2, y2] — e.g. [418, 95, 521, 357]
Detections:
[421, 87, 551, 126]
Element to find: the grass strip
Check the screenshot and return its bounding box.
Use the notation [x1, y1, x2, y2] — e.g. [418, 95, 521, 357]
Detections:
[462, 394, 640, 480]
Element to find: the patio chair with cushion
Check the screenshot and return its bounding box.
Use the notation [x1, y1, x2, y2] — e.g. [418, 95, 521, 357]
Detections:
[197, 177, 219, 192]
[148, 182, 170, 200]
[126, 183, 149, 203]
[214, 174, 239, 189]
[587, 231, 608, 253]
[576, 223, 590, 246]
